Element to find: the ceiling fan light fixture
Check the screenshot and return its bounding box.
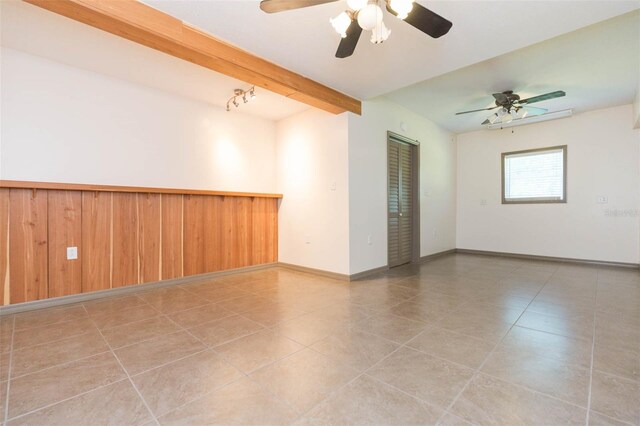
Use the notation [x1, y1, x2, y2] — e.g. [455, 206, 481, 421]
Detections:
[347, 0, 368, 11]
[330, 11, 352, 37]
[370, 20, 391, 44]
[517, 108, 528, 119]
[501, 113, 513, 124]
[357, 3, 383, 31]
[389, 0, 413, 20]
[488, 113, 500, 124]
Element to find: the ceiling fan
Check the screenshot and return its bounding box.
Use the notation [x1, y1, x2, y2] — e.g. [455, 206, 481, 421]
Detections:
[456, 90, 566, 125]
[259, 0, 453, 58]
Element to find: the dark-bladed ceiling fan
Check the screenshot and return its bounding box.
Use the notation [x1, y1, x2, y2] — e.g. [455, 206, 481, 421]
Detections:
[259, 0, 452, 58]
[456, 90, 566, 125]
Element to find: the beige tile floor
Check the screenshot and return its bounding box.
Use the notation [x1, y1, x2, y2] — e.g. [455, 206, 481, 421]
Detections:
[0, 254, 639, 425]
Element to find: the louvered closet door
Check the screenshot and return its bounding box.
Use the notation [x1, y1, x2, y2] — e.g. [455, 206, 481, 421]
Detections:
[388, 139, 413, 267]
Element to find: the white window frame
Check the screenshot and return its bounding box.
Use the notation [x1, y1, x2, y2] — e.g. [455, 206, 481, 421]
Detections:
[501, 145, 567, 204]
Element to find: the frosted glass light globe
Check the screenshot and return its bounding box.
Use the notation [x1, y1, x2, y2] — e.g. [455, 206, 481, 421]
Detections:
[357, 4, 383, 31]
[389, 0, 413, 19]
[330, 11, 352, 38]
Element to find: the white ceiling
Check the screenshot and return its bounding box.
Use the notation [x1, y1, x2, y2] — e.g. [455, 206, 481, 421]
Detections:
[142, 0, 639, 100]
[0, 0, 309, 121]
[386, 10, 640, 133]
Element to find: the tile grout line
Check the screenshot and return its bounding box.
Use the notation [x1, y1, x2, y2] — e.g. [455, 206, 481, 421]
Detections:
[292, 263, 548, 424]
[3, 378, 133, 423]
[147, 301, 312, 422]
[83, 305, 160, 426]
[436, 263, 559, 423]
[584, 272, 600, 426]
[2, 316, 15, 425]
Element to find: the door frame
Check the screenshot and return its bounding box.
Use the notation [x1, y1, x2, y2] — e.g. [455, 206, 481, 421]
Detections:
[386, 131, 421, 267]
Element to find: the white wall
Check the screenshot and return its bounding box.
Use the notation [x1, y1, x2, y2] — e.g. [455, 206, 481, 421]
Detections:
[348, 98, 457, 275]
[276, 109, 350, 274]
[457, 104, 640, 264]
[634, 81, 640, 129]
[0, 48, 277, 193]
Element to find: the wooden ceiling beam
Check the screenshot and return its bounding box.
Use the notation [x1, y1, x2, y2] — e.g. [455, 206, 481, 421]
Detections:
[23, 0, 362, 115]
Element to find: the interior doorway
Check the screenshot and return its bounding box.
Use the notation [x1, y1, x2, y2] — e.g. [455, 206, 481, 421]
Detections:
[387, 131, 420, 268]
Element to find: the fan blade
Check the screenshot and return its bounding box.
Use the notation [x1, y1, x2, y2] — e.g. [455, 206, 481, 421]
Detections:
[518, 90, 566, 105]
[386, 3, 452, 38]
[481, 119, 490, 125]
[260, 0, 337, 13]
[335, 20, 362, 58]
[455, 105, 499, 115]
[522, 105, 548, 114]
[492, 92, 508, 104]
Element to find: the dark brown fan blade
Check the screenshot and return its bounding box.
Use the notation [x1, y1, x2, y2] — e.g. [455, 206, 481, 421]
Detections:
[481, 119, 490, 125]
[455, 105, 499, 115]
[260, 0, 337, 13]
[387, 2, 452, 38]
[492, 92, 508, 104]
[335, 20, 362, 58]
[518, 90, 566, 105]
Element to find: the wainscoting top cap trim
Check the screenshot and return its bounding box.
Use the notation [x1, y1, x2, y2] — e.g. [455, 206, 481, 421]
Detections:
[0, 180, 283, 199]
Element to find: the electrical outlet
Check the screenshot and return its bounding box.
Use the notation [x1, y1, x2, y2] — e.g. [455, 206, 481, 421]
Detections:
[330, 182, 336, 191]
[304, 235, 311, 244]
[596, 196, 608, 204]
[67, 246, 78, 260]
[367, 234, 372, 245]
[480, 199, 487, 206]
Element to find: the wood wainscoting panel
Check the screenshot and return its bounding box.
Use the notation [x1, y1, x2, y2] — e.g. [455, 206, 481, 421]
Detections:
[204, 196, 224, 273]
[251, 198, 278, 264]
[9, 189, 48, 303]
[138, 193, 161, 283]
[161, 194, 183, 280]
[0, 189, 9, 305]
[183, 195, 206, 276]
[82, 191, 112, 292]
[48, 190, 82, 298]
[227, 197, 252, 269]
[1, 181, 279, 306]
[251, 197, 269, 265]
[112, 193, 139, 287]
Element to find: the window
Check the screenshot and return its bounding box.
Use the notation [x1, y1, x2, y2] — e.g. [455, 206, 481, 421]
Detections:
[502, 145, 567, 204]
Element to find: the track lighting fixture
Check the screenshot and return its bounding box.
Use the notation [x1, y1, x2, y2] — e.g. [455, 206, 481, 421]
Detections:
[226, 86, 256, 112]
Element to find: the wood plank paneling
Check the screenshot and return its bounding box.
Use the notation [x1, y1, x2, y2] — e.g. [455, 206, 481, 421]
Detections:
[183, 195, 206, 276]
[48, 190, 82, 298]
[1, 182, 279, 306]
[138, 193, 161, 283]
[112, 193, 139, 287]
[267, 198, 279, 263]
[9, 189, 48, 303]
[82, 191, 111, 292]
[226, 197, 252, 269]
[205, 196, 224, 273]
[0, 189, 9, 305]
[0, 180, 283, 199]
[161, 194, 183, 280]
[251, 197, 269, 265]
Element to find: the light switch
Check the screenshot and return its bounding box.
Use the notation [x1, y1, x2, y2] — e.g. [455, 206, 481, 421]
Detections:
[596, 196, 608, 204]
[67, 247, 78, 260]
